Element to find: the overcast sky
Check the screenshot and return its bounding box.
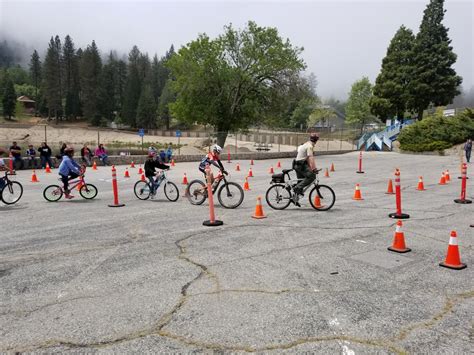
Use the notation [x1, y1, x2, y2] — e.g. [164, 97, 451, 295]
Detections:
[1, 0, 472, 99]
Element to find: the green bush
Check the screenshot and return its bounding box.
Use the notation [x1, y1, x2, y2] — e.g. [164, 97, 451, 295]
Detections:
[398, 109, 474, 152]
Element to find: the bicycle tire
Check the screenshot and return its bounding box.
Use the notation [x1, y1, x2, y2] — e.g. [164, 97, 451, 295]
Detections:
[43, 185, 63, 202]
[134, 180, 151, 200]
[265, 184, 291, 210]
[80, 184, 98, 199]
[309, 184, 336, 211]
[1, 181, 23, 205]
[186, 180, 207, 205]
[164, 181, 179, 202]
[217, 181, 244, 209]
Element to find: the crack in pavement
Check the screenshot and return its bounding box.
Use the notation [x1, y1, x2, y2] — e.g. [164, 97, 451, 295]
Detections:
[2, 224, 473, 353]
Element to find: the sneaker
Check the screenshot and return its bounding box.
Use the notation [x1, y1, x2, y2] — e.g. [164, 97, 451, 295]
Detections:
[65, 194, 75, 199]
[291, 194, 301, 207]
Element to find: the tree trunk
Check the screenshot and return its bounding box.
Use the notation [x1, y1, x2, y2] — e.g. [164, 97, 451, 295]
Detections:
[397, 112, 404, 124]
[216, 130, 228, 148]
[417, 108, 423, 121]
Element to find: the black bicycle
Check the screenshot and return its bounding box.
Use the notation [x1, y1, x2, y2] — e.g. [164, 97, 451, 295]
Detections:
[133, 169, 179, 202]
[186, 171, 244, 209]
[0, 172, 23, 205]
[265, 168, 335, 211]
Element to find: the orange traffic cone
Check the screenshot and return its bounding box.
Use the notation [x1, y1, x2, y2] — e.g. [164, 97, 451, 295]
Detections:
[31, 170, 39, 182]
[171, 159, 175, 167]
[352, 184, 364, 200]
[243, 177, 251, 191]
[248, 167, 254, 177]
[313, 194, 324, 208]
[182, 173, 188, 185]
[388, 220, 411, 253]
[416, 176, 426, 191]
[445, 169, 451, 182]
[324, 168, 330, 177]
[236, 163, 241, 172]
[330, 163, 335, 172]
[269, 166, 274, 174]
[252, 196, 267, 219]
[439, 231, 466, 270]
[277, 161, 281, 168]
[130, 161, 135, 168]
[385, 179, 395, 194]
[92, 161, 98, 170]
[138, 166, 143, 175]
[45, 163, 52, 173]
[439, 172, 446, 185]
[141, 174, 146, 181]
[250, 159, 254, 166]
[124, 168, 130, 178]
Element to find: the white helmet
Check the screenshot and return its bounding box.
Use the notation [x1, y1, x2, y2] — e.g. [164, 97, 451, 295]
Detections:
[212, 144, 223, 154]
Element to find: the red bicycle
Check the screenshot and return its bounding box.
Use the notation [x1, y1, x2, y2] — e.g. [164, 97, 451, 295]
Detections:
[43, 168, 98, 202]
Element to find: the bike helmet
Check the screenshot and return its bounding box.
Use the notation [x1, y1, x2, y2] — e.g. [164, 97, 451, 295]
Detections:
[148, 151, 156, 158]
[212, 144, 223, 154]
[64, 147, 74, 155]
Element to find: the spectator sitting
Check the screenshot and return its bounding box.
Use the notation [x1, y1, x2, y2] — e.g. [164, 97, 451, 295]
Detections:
[81, 144, 93, 166]
[159, 149, 167, 163]
[38, 142, 54, 169]
[58, 143, 68, 160]
[26, 144, 38, 168]
[166, 144, 173, 163]
[95, 144, 109, 166]
[9, 141, 23, 170]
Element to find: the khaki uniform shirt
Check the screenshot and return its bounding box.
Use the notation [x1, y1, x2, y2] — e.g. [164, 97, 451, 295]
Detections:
[296, 141, 315, 161]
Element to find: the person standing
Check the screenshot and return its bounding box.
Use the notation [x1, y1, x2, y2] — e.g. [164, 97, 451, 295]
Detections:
[38, 142, 53, 169]
[292, 133, 320, 206]
[26, 144, 38, 168]
[464, 139, 472, 163]
[166, 144, 173, 163]
[81, 144, 93, 166]
[9, 141, 23, 170]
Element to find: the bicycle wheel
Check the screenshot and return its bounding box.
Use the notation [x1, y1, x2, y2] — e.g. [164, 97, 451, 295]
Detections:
[164, 181, 179, 202]
[309, 184, 336, 211]
[134, 180, 151, 200]
[80, 184, 98, 199]
[1, 181, 23, 205]
[265, 184, 291, 210]
[187, 180, 207, 205]
[217, 182, 244, 209]
[43, 185, 63, 202]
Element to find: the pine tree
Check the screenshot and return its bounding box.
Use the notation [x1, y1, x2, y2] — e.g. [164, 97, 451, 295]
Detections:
[116, 59, 127, 119]
[43, 36, 63, 120]
[99, 52, 118, 121]
[2, 75, 16, 119]
[371, 26, 415, 122]
[63, 35, 81, 118]
[122, 46, 142, 127]
[29, 50, 42, 103]
[157, 79, 176, 129]
[409, 0, 462, 119]
[136, 84, 157, 128]
[79, 41, 102, 125]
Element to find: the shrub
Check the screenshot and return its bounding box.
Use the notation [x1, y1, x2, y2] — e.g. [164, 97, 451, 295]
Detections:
[398, 109, 474, 152]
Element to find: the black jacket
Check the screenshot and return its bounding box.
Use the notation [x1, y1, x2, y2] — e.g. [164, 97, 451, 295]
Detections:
[144, 159, 169, 177]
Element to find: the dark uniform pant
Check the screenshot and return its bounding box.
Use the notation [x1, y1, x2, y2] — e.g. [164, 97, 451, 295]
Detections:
[294, 160, 315, 194]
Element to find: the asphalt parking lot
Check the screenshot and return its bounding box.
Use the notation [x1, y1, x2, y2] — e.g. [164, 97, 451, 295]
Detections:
[0, 151, 473, 353]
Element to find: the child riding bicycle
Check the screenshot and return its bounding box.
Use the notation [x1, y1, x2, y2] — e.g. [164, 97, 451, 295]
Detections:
[144, 151, 170, 196]
[0, 148, 14, 190]
[58, 147, 85, 199]
[197, 145, 228, 192]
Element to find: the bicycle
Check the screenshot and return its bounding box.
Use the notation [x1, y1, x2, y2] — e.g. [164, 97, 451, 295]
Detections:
[0, 172, 23, 205]
[43, 170, 98, 202]
[186, 170, 244, 209]
[265, 168, 335, 211]
[133, 169, 179, 202]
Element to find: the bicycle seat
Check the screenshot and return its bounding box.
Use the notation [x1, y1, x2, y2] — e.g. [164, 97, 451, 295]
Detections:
[282, 169, 293, 174]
